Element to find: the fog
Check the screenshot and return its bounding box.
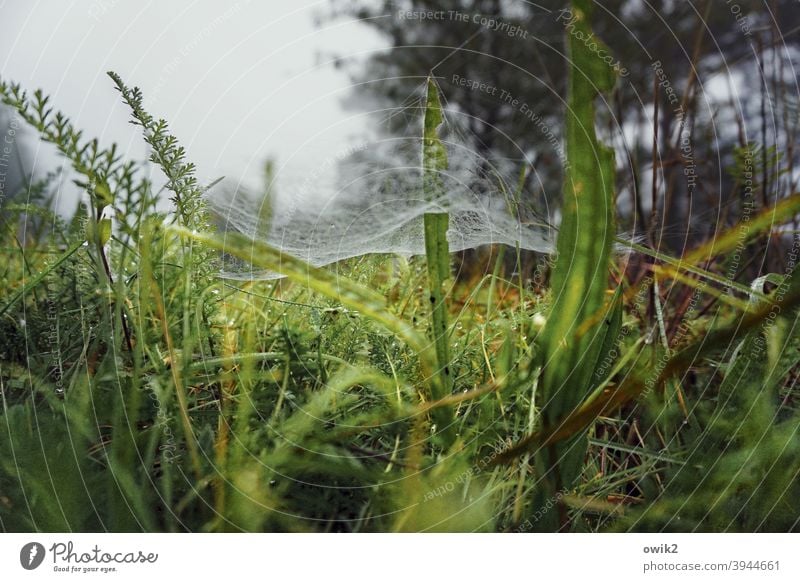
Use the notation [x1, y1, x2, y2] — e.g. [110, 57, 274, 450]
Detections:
[0, 0, 386, 212]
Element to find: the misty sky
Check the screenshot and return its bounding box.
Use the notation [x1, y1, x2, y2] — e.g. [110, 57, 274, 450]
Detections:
[0, 0, 387, 210]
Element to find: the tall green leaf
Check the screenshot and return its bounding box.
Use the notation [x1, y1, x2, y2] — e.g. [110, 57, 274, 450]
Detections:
[531, 0, 618, 528]
[422, 76, 455, 443]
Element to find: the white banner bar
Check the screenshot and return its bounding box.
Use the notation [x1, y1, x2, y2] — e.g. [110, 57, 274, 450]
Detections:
[1, 533, 797, 581]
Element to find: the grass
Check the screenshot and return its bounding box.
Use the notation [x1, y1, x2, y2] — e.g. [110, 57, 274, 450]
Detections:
[1, 1, 800, 532]
[422, 75, 456, 447]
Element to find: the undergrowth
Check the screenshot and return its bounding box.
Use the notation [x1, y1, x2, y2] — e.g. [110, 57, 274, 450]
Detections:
[1, 0, 800, 532]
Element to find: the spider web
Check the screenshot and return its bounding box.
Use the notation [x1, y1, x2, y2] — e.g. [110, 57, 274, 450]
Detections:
[206, 79, 558, 279]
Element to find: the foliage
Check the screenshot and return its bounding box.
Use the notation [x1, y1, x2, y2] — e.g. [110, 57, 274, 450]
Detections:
[1, 1, 800, 532]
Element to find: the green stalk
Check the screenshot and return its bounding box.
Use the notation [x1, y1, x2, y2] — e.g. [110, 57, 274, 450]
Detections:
[423, 213, 452, 394]
[422, 76, 455, 443]
[530, 0, 618, 529]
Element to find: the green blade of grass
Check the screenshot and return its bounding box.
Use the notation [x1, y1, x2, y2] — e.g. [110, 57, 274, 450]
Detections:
[422, 75, 455, 443]
[0, 239, 84, 317]
[683, 191, 800, 266]
[624, 240, 767, 301]
[539, 0, 617, 421]
[529, 0, 619, 526]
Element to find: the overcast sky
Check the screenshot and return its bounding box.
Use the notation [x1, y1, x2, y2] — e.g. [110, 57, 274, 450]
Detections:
[0, 0, 387, 210]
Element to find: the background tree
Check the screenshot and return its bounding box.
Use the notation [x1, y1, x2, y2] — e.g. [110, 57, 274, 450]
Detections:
[328, 0, 800, 260]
